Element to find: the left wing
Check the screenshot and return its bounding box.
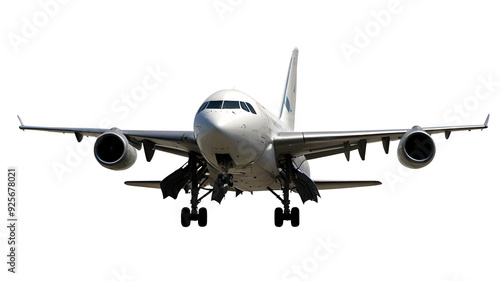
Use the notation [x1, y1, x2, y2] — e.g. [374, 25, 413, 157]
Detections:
[18, 116, 199, 159]
[274, 115, 489, 160]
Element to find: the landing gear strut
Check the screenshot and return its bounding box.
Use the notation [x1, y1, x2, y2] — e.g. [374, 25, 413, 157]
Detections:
[268, 155, 300, 227]
[181, 153, 210, 227]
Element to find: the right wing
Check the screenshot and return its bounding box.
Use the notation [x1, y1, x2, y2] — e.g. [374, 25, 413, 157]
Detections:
[18, 116, 199, 159]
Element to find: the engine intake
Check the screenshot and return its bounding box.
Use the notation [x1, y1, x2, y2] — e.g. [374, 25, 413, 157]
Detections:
[397, 126, 435, 169]
[94, 128, 137, 170]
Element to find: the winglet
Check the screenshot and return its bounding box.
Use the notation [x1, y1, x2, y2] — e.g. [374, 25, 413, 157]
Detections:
[17, 115, 24, 127]
[484, 114, 490, 128]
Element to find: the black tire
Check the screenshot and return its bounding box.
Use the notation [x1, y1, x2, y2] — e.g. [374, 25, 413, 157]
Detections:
[291, 207, 300, 227]
[228, 174, 234, 187]
[198, 207, 207, 227]
[181, 207, 191, 227]
[217, 174, 225, 186]
[274, 207, 284, 227]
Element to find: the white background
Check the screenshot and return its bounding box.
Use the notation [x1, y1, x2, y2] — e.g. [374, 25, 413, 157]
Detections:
[1, 1, 499, 281]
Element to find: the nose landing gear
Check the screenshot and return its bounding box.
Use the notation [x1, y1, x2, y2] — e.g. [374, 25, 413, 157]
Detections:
[211, 173, 233, 203]
[217, 173, 233, 187]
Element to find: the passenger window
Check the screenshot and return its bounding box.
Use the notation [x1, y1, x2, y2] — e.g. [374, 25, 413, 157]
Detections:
[246, 102, 257, 114]
[222, 100, 240, 109]
[240, 101, 249, 112]
[197, 102, 208, 114]
[207, 100, 223, 109]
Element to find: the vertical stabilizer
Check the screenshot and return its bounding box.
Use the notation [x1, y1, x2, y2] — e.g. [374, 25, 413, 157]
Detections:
[279, 48, 299, 131]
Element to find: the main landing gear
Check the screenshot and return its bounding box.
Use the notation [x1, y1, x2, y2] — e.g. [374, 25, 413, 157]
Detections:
[181, 153, 211, 227]
[267, 155, 300, 227]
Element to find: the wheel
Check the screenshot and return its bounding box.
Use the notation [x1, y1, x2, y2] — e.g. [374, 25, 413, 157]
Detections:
[198, 207, 207, 227]
[291, 207, 300, 227]
[228, 174, 234, 187]
[217, 174, 225, 186]
[181, 207, 191, 227]
[274, 207, 284, 227]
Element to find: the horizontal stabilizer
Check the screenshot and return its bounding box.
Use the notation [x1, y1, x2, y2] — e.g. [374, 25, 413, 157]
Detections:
[124, 181, 161, 188]
[314, 180, 381, 190]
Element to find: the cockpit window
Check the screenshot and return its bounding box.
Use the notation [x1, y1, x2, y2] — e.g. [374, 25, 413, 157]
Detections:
[207, 100, 223, 109]
[222, 100, 240, 109]
[240, 101, 249, 112]
[246, 102, 257, 114]
[197, 102, 208, 114]
[198, 100, 257, 114]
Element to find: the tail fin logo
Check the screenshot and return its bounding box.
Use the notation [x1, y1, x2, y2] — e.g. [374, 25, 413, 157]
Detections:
[285, 96, 292, 113]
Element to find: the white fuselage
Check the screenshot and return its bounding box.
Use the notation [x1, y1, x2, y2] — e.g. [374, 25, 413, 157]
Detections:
[193, 89, 310, 191]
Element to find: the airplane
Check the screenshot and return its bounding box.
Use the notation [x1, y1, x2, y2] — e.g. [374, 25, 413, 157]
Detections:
[18, 48, 489, 227]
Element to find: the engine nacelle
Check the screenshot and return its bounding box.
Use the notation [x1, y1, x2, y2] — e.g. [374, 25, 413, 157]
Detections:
[397, 126, 436, 169]
[94, 128, 137, 170]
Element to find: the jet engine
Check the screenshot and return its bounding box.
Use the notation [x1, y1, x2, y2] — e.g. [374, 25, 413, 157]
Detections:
[397, 126, 435, 169]
[94, 128, 137, 170]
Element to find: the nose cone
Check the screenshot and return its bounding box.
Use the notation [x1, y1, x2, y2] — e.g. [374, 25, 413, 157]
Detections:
[197, 112, 238, 150]
[194, 110, 264, 169]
